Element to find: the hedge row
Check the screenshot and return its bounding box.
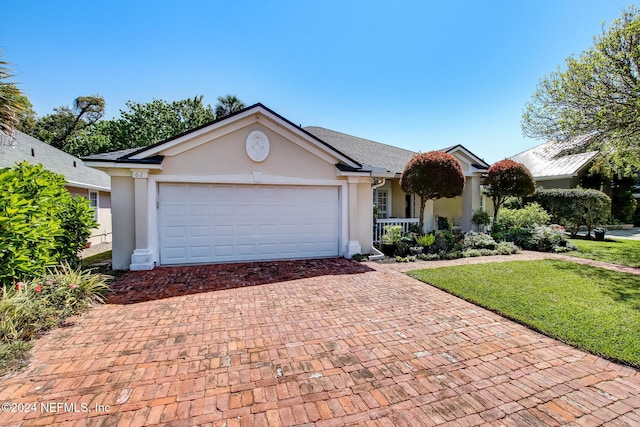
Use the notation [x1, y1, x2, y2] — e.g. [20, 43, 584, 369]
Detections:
[532, 188, 611, 236]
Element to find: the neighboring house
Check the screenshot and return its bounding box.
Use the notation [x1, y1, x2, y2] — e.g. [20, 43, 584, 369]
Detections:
[510, 136, 599, 189]
[0, 131, 112, 246]
[83, 104, 489, 270]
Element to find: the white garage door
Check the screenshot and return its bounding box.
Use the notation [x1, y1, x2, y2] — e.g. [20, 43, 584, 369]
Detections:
[158, 183, 340, 265]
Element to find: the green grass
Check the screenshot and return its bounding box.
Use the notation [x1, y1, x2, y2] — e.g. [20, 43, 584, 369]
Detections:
[81, 250, 112, 268]
[568, 238, 640, 268]
[408, 260, 640, 368]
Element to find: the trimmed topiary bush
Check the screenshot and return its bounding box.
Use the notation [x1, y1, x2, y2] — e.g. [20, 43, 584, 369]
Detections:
[401, 151, 465, 231]
[485, 159, 535, 221]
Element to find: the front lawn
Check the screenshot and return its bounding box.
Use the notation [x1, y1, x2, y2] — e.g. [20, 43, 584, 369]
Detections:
[408, 260, 640, 368]
[568, 238, 640, 268]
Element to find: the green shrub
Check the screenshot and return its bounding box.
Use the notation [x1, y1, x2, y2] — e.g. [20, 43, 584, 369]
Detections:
[437, 216, 452, 230]
[534, 188, 611, 236]
[443, 251, 463, 260]
[428, 230, 464, 255]
[463, 232, 498, 250]
[58, 196, 98, 267]
[492, 227, 534, 248]
[496, 242, 520, 255]
[462, 249, 482, 257]
[418, 253, 440, 261]
[415, 234, 435, 247]
[494, 203, 550, 231]
[471, 209, 491, 228]
[394, 241, 410, 257]
[381, 225, 402, 244]
[0, 162, 98, 285]
[494, 225, 575, 253]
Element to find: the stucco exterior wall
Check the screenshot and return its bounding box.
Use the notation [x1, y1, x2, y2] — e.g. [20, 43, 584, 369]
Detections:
[66, 186, 113, 245]
[391, 180, 406, 218]
[160, 125, 337, 180]
[356, 181, 373, 254]
[110, 176, 135, 270]
[434, 197, 463, 225]
[537, 178, 573, 189]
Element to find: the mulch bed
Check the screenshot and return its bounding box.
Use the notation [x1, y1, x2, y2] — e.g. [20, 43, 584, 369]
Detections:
[107, 258, 372, 304]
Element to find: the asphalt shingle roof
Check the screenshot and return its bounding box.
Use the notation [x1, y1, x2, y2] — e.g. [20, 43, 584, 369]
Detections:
[0, 131, 110, 190]
[304, 126, 417, 174]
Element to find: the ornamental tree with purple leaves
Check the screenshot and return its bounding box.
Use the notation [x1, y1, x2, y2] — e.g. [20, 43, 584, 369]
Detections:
[400, 151, 465, 232]
[485, 159, 535, 222]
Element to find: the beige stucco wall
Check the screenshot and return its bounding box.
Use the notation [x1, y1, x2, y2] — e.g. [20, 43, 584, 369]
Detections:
[66, 186, 112, 245]
[390, 180, 406, 218]
[434, 196, 463, 225]
[356, 181, 373, 254]
[109, 176, 135, 270]
[160, 125, 337, 180]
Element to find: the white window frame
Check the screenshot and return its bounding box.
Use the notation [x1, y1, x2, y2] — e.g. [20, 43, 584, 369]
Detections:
[376, 189, 390, 219]
[89, 191, 99, 221]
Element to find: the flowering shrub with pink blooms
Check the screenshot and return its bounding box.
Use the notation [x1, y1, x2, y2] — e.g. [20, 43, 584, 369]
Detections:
[0, 263, 111, 344]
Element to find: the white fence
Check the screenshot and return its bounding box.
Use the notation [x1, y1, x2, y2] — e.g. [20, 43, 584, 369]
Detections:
[374, 218, 420, 243]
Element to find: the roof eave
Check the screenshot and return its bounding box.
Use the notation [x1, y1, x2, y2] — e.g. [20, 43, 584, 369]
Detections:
[123, 104, 362, 170]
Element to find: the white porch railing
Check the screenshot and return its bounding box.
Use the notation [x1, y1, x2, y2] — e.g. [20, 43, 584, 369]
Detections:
[374, 218, 420, 243]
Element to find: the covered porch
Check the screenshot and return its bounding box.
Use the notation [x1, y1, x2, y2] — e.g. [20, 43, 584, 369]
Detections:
[372, 145, 488, 243]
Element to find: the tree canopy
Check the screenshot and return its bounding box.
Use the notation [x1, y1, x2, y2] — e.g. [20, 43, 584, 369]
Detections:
[29, 95, 105, 154]
[0, 53, 26, 138]
[484, 159, 535, 221]
[20, 94, 246, 157]
[400, 151, 465, 231]
[215, 95, 245, 118]
[522, 5, 640, 173]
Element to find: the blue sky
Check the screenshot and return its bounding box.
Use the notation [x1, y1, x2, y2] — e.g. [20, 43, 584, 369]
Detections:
[2, 1, 633, 163]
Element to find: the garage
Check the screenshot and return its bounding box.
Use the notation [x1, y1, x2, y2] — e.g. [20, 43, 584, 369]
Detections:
[158, 183, 341, 265]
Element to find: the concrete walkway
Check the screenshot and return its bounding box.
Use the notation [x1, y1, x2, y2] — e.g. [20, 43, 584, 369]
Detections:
[1, 255, 639, 426]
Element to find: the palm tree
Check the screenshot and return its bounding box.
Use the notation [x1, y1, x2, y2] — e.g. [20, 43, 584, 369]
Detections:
[214, 95, 245, 119]
[0, 53, 25, 137]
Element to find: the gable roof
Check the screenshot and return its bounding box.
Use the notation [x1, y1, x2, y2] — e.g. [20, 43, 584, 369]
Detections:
[0, 131, 110, 191]
[304, 127, 490, 175]
[84, 104, 361, 169]
[82, 103, 489, 177]
[510, 137, 599, 179]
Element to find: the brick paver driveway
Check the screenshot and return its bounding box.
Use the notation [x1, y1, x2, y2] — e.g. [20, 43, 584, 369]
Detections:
[1, 258, 639, 426]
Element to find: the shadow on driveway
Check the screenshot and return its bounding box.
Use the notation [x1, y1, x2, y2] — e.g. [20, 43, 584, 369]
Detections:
[107, 257, 373, 304]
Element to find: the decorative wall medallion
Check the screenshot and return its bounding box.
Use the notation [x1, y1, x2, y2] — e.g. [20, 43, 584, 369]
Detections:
[246, 130, 270, 162]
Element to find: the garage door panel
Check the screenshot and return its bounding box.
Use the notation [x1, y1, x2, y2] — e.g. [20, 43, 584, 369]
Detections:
[189, 225, 210, 237]
[163, 204, 187, 219]
[159, 184, 340, 265]
[189, 205, 210, 218]
[190, 246, 211, 259]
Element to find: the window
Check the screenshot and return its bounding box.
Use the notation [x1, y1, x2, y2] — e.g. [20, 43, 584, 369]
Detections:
[89, 191, 98, 221]
[376, 190, 389, 219]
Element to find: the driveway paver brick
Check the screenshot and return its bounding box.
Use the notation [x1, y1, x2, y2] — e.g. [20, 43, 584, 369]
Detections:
[0, 256, 639, 426]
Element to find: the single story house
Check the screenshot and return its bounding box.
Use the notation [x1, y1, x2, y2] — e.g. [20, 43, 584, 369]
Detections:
[510, 136, 599, 189]
[0, 131, 112, 246]
[84, 104, 489, 270]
